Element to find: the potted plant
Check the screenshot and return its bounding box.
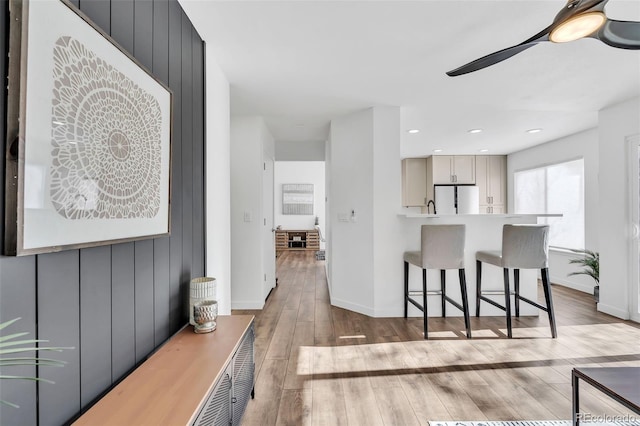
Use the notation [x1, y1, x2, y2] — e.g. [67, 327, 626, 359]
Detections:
[568, 249, 600, 303]
[0, 317, 71, 408]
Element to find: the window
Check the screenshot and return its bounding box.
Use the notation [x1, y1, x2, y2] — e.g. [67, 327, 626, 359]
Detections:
[514, 158, 585, 250]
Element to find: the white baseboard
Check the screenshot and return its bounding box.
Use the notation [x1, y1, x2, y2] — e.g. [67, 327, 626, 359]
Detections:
[331, 297, 375, 317]
[549, 276, 593, 294]
[231, 300, 265, 310]
[597, 302, 630, 320]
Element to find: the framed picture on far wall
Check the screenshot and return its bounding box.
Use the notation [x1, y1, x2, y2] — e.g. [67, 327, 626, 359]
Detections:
[282, 184, 314, 215]
[4, 0, 172, 256]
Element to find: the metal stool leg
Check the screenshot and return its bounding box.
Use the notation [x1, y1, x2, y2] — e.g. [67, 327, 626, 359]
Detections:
[423, 268, 428, 339]
[514, 269, 520, 318]
[441, 269, 446, 318]
[404, 261, 409, 318]
[476, 260, 482, 317]
[541, 267, 557, 338]
[503, 268, 512, 338]
[459, 268, 472, 338]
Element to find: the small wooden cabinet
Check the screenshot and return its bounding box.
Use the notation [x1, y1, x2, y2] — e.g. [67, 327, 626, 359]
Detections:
[74, 316, 255, 426]
[428, 155, 476, 184]
[401, 158, 428, 207]
[275, 230, 320, 254]
[476, 155, 506, 214]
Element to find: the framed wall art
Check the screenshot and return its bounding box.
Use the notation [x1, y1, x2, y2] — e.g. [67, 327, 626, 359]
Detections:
[5, 0, 172, 255]
[282, 184, 314, 215]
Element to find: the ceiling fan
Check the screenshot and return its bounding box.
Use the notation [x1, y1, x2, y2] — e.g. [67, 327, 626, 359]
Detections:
[446, 0, 640, 77]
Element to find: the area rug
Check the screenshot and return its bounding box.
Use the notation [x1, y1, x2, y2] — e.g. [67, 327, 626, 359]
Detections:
[429, 421, 640, 426]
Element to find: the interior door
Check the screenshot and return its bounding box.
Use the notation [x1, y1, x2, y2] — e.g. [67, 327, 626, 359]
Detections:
[263, 156, 275, 300]
[628, 135, 640, 322]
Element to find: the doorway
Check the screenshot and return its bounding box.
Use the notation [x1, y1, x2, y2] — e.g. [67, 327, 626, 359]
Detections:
[263, 154, 275, 300]
[273, 161, 326, 278]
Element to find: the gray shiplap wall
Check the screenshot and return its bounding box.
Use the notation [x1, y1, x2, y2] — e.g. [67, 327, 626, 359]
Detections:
[0, 0, 206, 424]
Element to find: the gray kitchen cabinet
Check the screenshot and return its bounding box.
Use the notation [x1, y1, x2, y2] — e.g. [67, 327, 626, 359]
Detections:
[429, 155, 476, 184]
[476, 155, 506, 214]
[402, 158, 428, 207]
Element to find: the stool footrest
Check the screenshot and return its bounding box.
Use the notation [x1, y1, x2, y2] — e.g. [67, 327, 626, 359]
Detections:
[478, 295, 506, 311]
[480, 290, 515, 296]
[517, 295, 548, 312]
[408, 294, 466, 314]
[409, 290, 442, 297]
[407, 297, 425, 312]
[442, 295, 465, 313]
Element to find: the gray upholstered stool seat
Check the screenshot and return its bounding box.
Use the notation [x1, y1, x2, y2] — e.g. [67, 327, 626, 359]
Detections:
[403, 224, 471, 339]
[403, 251, 422, 267]
[475, 224, 557, 338]
[475, 250, 502, 265]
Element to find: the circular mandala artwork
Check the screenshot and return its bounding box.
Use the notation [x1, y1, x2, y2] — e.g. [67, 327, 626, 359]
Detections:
[50, 36, 163, 220]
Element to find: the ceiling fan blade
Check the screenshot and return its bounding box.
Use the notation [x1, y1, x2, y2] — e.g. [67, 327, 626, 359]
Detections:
[593, 19, 640, 49]
[446, 25, 552, 77]
[446, 40, 546, 77]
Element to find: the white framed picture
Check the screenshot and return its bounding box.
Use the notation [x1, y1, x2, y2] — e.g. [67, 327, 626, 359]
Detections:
[4, 0, 172, 255]
[282, 184, 314, 215]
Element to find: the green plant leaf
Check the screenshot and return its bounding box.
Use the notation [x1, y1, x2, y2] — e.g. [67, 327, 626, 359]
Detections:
[0, 332, 30, 343]
[0, 375, 55, 384]
[0, 357, 67, 367]
[0, 339, 54, 349]
[1, 399, 20, 408]
[567, 249, 599, 284]
[0, 347, 69, 355]
[0, 318, 21, 331]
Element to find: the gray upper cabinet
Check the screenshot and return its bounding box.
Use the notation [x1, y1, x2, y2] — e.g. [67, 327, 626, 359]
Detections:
[401, 158, 428, 207]
[476, 155, 507, 214]
[429, 155, 476, 184]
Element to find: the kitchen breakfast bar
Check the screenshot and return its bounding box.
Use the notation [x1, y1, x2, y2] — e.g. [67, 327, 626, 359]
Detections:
[400, 213, 562, 318]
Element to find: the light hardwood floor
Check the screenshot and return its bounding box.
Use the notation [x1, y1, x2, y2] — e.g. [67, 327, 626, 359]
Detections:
[235, 251, 640, 426]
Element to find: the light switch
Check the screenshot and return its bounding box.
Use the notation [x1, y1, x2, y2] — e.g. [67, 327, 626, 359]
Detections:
[244, 211, 252, 222]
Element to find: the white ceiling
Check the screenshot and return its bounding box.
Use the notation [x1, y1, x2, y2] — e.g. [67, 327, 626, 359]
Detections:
[179, 0, 640, 157]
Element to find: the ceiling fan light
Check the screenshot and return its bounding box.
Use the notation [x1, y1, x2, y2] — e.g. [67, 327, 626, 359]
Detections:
[550, 11, 606, 43]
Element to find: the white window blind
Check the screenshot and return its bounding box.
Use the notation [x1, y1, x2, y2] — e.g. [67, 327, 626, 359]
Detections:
[514, 158, 585, 250]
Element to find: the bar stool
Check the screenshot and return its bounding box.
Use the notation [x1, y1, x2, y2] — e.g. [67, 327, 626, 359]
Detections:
[475, 224, 557, 338]
[403, 224, 472, 339]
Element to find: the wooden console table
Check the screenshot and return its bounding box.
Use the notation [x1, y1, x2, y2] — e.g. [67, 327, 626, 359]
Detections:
[275, 229, 319, 255]
[572, 367, 640, 425]
[74, 315, 255, 426]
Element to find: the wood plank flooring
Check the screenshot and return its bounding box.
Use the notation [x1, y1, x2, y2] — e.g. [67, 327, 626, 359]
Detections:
[235, 251, 640, 426]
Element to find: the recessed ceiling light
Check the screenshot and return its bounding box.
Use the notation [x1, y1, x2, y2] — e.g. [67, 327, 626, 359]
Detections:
[468, 128, 483, 134]
[433, 149, 443, 153]
[407, 129, 420, 134]
[479, 149, 489, 153]
[526, 128, 542, 134]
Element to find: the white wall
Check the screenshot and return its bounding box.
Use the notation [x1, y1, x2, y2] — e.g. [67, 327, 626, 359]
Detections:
[276, 141, 325, 161]
[205, 48, 232, 314]
[329, 109, 375, 315]
[328, 106, 402, 317]
[372, 107, 404, 316]
[508, 128, 600, 294]
[230, 116, 275, 309]
[274, 162, 325, 237]
[598, 97, 640, 319]
[325, 134, 333, 294]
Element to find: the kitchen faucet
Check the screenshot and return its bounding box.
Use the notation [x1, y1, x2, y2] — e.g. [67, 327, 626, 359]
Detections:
[427, 200, 436, 214]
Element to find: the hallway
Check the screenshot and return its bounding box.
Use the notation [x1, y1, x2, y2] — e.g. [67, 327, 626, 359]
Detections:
[236, 251, 640, 425]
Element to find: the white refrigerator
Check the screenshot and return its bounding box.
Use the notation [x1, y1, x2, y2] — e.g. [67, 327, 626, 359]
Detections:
[434, 185, 480, 214]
